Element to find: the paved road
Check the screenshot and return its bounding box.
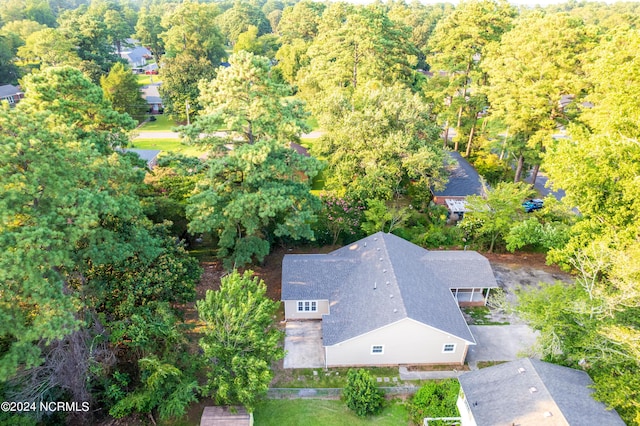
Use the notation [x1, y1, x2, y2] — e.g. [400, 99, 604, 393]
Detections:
[133, 130, 325, 140]
[531, 171, 566, 201]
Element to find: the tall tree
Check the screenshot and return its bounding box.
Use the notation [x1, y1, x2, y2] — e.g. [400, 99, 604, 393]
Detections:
[197, 270, 284, 411]
[482, 11, 592, 183]
[315, 85, 446, 201]
[101, 62, 147, 123]
[159, 53, 217, 123]
[160, 0, 225, 64]
[135, 5, 165, 65]
[17, 28, 81, 68]
[216, 0, 271, 46]
[300, 4, 419, 96]
[18, 66, 135, 152]
[185, 52, 321, 267]
[427, 0, 515, 152]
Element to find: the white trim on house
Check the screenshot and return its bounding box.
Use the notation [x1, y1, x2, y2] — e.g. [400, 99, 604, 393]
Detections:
[297, 300, 318, 312]
[371, 345, 384, 355]
[442, 343, 457, 353]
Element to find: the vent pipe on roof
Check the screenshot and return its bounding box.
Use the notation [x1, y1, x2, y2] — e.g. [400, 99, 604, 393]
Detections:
[529, 387, 538, 393]
[374, 282, 377, 290]
[518, 367, 526, 374]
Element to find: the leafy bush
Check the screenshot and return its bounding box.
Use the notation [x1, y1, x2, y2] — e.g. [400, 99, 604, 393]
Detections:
[343, 369, 385, 417]
[407, 379, 460, 425]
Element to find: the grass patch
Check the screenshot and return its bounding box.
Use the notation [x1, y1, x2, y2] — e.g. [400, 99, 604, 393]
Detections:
[254, 399, 409, 426]
[138, 115, 178, 132]
[476, 360, 508, 369]
[462, 306, 510, 325]
[271, 367, 401, 389]
[137, 73, 161, 86]
[130, 138, 206, 157]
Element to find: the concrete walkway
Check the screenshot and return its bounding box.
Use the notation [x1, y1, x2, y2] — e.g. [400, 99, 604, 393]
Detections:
[398, 366, 463, 380]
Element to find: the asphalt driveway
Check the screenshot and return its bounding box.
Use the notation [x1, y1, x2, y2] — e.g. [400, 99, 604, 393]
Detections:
[283, 321, 325, 369]
[466, 325, 539, 367]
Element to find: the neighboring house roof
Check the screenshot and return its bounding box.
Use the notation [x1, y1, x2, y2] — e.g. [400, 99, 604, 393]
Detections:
[121, 46, 152, 66]
[0, 84, 21, 98]
[290, 142, 310, 157]
[140, 84, 162, 105]
[124, 149, 161, 168]
[433, 151, 485, 198]
[282, 232, 495, 346]
[458, 358, 626, 426]
[200, 406, 251, 426]
[143, 63, 158, 71]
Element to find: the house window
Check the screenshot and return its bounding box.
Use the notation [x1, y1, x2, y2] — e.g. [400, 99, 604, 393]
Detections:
[297, 300, 317, 312]
[371, 345, 384, 354]
[443, 344, 456, 353]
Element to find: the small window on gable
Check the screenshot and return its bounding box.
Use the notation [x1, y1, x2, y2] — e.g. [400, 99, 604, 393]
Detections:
[443, 344, 456, 353]
[297, 300, 317, 312]
[371, 345, 384, 354]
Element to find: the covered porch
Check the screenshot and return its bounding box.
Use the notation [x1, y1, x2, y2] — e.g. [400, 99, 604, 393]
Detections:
[451, 287, 493, 307]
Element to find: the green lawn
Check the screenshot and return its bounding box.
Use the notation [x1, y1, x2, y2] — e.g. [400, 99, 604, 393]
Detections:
[137, 73, 161, 86]
[130, 138, 206, 157]
[253, 399, 409, 426]
[138, 115, 178, 132]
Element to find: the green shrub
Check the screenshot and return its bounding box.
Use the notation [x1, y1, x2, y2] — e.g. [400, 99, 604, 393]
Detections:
[343, 369, 384, 417]
[407, 379, 460, 425]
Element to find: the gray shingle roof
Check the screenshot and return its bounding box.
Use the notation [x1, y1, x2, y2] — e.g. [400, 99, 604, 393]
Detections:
[124, 149, 160, 167]
[282, 232, 497, 345]
[0, 84, 20, 98]
[458, 358, 626, 426]
[433, 151, 485, 197]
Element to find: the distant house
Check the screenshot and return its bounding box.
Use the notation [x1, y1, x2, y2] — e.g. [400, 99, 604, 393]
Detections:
[120, 46, 152, 68]
[281, 232, 498, 368]
[457, 358, 626, 426]
[432, 151, 486, 218]
[140, 84, 163, 114]
[200, 406, 253, 426]
[0, 84, 23, 106]
[124, 149, 161, 169]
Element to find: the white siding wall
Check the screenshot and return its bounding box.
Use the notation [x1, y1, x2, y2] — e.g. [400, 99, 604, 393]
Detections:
[283, 300, 329, 320]
[325, 318, 469, 367]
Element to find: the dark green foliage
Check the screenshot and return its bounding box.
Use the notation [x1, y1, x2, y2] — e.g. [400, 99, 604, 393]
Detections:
[407, 379, 460, 425]
[343, 369, 384, 417]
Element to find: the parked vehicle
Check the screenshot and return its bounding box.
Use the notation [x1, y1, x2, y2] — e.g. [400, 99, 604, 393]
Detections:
[523, 199, 544, 213]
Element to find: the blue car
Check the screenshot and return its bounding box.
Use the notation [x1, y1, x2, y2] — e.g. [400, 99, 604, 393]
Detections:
[523, 199, 544, 213]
